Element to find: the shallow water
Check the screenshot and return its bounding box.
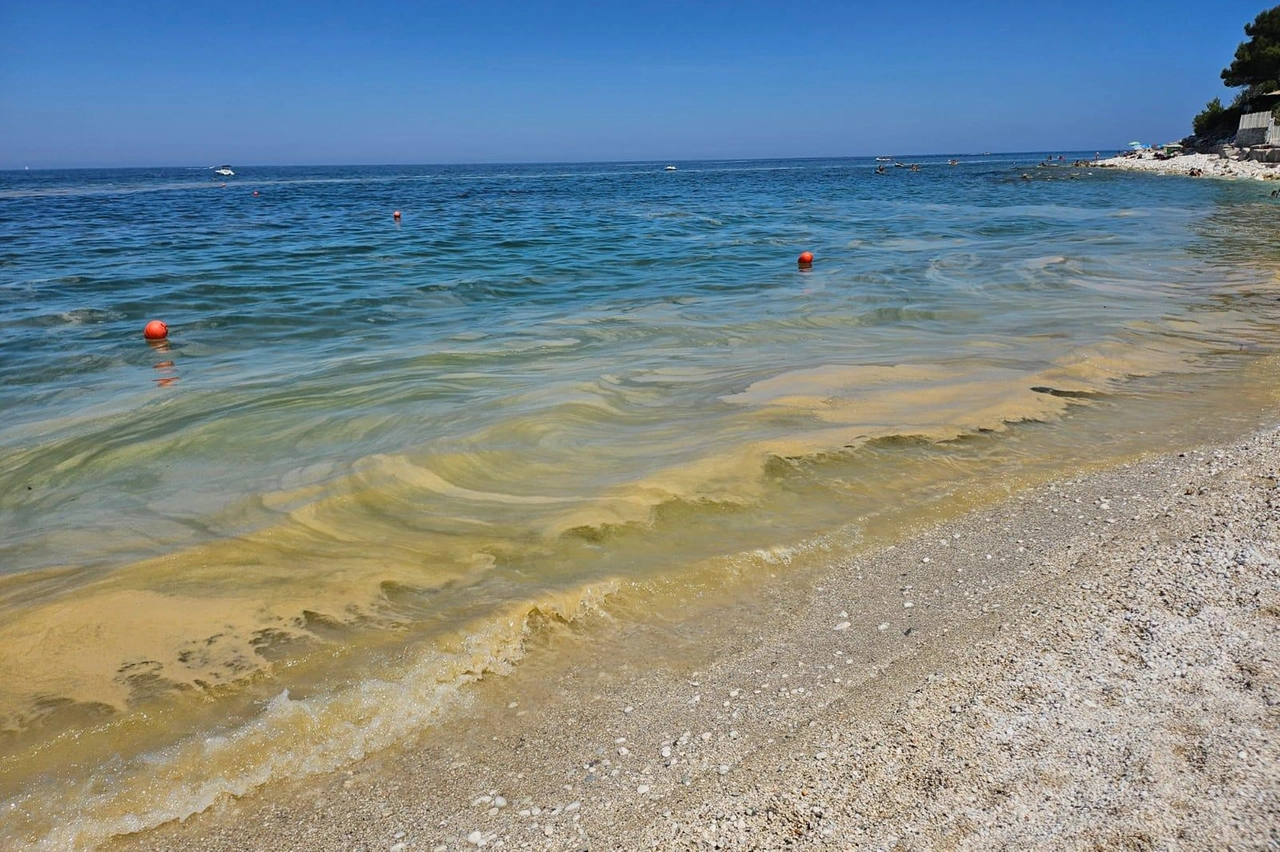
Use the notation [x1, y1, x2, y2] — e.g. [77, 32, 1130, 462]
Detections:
[2, 156, 1280, 849]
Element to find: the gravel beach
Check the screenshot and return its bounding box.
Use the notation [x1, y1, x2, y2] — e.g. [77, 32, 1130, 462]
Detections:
[109, 427, 1280, 852]
[1090, 150, 1280, 181]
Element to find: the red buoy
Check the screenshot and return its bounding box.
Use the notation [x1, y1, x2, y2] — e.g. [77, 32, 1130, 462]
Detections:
[797, 251, 814, 268]
[143, 320, 168, 340]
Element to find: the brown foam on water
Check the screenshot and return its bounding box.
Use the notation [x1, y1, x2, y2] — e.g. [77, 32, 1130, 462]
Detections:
[0, 337, 1203, 736]
[3, 581, 621, 851]
[5, 346, 1279, 850]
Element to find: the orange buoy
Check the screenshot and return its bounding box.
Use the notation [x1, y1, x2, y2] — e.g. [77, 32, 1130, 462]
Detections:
[143, 320, 168, 340]
[797, 251, 814, 268]
[393, 210, 401, 220]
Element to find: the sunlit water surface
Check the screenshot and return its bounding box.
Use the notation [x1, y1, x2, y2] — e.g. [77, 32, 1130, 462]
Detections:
[2, 156, 1280, 849]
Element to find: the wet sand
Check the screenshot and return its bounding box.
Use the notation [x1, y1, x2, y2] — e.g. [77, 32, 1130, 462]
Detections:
[109, 427, 1280, 851]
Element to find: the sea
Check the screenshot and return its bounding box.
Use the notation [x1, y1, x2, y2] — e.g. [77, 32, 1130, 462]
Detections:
[2, 155, 1279, 849]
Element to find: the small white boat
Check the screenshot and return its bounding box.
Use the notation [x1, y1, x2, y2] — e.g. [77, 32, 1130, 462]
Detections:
[664, 165, 677, 171]
[875, 156, 894, 162]
[213, 165, 235, 176]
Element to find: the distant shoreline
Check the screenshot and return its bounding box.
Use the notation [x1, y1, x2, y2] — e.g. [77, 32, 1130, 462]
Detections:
[1089, 150, 1280, 181]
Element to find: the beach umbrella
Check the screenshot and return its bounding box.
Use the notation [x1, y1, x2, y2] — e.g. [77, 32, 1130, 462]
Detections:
[1128, 141, 1143, 148]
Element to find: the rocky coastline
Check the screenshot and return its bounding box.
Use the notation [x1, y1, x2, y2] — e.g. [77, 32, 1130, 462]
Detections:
[1089, 149, 1280, 181]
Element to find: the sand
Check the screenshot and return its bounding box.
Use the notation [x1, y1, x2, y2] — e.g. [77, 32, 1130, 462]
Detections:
[108, 427, 1280, 851]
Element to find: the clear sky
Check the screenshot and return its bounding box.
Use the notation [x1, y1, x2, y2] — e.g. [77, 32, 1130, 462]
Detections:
[0, 0, 1270, 168]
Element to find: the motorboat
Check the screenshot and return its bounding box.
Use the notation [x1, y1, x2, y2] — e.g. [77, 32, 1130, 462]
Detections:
[875, 156, 893, 162]
[213, 165, 235, 176]
[664, 165, 677, 171]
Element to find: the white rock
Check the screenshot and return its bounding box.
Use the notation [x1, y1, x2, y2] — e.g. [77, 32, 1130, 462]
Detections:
[833, 621, 851, 631]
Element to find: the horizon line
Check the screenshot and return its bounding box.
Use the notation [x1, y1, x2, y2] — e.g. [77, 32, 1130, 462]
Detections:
[1, 149, 1131, 173]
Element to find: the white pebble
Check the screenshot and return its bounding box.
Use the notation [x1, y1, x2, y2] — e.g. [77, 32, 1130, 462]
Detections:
[638, 784, 651, 794]
[493, 796, 506, 808]
[877, 622, 890, 631]
[661, 746, 672, 758]
[391, 844, 407, 852]
[467, 830, 484, 845]
[833, 621, 851, 631]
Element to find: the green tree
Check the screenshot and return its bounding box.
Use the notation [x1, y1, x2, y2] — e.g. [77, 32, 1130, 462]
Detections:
[1192, 97, 1242, 140]
[1221, 5, 1280, 90]
[1193, 97, 1224, 135]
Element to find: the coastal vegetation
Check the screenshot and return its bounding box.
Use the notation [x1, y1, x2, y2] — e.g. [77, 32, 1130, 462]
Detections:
[1191, 5, 1280, 142]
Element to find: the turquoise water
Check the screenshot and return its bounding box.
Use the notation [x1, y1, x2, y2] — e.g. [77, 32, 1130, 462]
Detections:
[2, 156, 1280, 849]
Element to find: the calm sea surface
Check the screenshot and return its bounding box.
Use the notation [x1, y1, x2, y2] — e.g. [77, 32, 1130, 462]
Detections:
[3, 156, 1280, 848]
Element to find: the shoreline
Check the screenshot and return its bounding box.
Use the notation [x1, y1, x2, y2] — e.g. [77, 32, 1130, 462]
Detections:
[108, 424, 1280, 852]
[1089, 150, 1280, 181]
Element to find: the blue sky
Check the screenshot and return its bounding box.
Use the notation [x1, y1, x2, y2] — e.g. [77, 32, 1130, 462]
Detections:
[0, 0, 1269, 168]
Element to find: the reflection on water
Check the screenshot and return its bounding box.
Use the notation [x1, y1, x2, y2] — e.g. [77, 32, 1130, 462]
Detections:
[1, 157, 1279, 850]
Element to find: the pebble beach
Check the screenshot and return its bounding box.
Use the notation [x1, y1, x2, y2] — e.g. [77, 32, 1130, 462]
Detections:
[1090, 150, 1280, 181]
[110, 423, 1280, 851]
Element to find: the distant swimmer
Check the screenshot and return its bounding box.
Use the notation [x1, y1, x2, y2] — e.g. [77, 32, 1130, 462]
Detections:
[875, 164, 887, 175]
